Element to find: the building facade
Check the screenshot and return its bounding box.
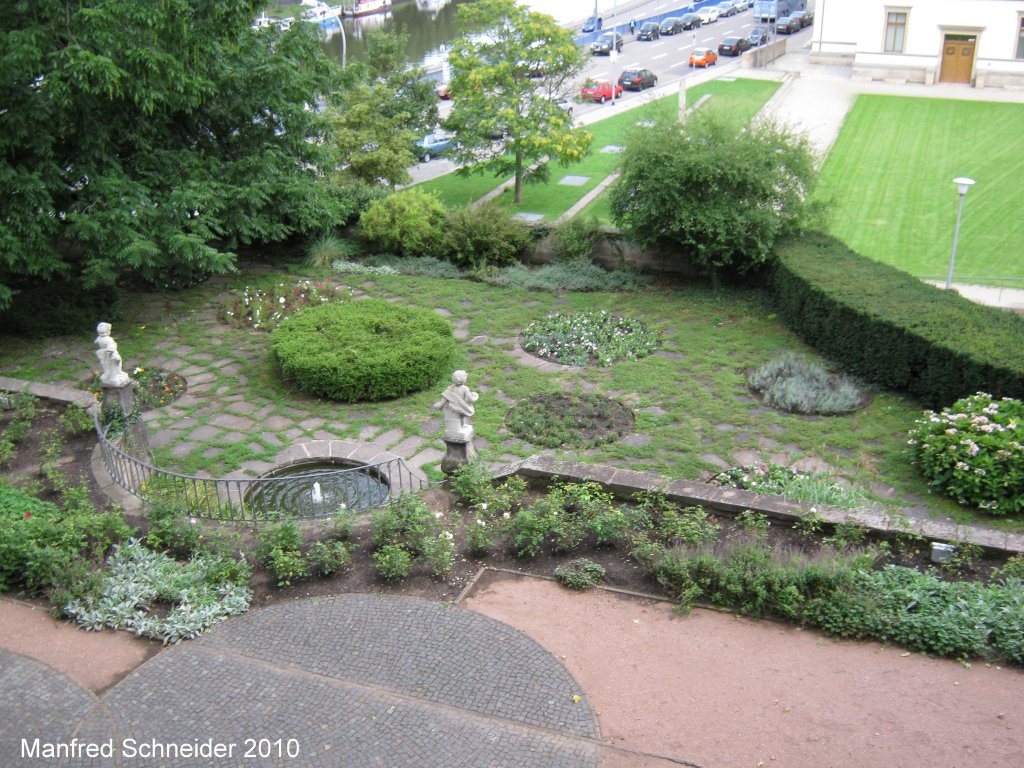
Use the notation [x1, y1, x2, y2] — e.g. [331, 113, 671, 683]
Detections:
[810, 0, 1024, 87]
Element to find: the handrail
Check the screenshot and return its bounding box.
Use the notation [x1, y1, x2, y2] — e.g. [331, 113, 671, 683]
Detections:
[94, 415, 425, 522]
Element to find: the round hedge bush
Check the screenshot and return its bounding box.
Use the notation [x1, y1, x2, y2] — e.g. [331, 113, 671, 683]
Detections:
[908, 392, 1024, 516]
[271, 300, 456, 402]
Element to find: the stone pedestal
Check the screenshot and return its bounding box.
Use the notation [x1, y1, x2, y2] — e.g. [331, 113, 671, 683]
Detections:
[441, 437, 476, 475]
[102, 382, 151, 459]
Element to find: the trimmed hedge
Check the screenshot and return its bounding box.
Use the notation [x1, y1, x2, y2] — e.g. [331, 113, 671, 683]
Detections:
[772, 232, 1024, 407]
[271, 300, 456, 402]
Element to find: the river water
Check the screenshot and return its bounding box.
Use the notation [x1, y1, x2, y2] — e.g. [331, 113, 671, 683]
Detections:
[270, 0, 611, 72]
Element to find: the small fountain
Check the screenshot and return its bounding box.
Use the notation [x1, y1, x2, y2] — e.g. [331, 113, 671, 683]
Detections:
[244, 460, 390, 518]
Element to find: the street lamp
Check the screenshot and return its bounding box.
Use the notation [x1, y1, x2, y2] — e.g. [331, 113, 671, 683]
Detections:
[945, 177, 975, 290]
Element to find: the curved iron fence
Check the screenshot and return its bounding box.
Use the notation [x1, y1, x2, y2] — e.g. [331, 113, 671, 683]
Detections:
[95, 418, 426, 522]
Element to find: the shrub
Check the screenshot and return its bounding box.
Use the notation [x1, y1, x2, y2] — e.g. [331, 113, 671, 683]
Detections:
[358, 188, 446, 256]
[772, 232, 1024, 407]
[749, 351, 867, 415]
[271, 300, 456, 402]
[267, 547, 309, 587]
[466, 514, 495, 555]
[371, 495, 434, 552]
[440, 202, 532, 269]
[145, 497, 206, 557]
[307, 541, 351, 577]
[908, 393, 1024, 516]
[554, 558, 606, 590]
[449, 458, 496, 506]
[551, 216, 603, 262]
[256, 519, 304, 567]
[521, 310, 659, 367]
[505, 508, 551, 558]
[421, 530, 456, 576]
[0, 482, 130, 594]
[482, 260, 650, 292]
[0, 281, 121, 337]
[372, 544, 413, 581]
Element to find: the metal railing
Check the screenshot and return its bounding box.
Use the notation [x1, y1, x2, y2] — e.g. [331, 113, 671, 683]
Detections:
[95, 417, 425, 522]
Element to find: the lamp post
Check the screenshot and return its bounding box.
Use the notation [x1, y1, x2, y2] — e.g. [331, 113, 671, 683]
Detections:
[945, 177, 975, 290]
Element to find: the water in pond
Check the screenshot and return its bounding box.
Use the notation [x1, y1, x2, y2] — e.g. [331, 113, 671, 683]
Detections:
[245, 461, 390, 518]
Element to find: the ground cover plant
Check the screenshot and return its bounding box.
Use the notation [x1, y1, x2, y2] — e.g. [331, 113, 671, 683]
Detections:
[909, 392, 1024, 516]
[223, 280, 347, 331]
[712, 463, 870, 510]
[521, 310, 660, 367]
[505, 393, 633, 448]
[815, 95, 1024, 284]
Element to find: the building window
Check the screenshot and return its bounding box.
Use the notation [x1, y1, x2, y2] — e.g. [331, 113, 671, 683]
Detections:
[884, 10, 908, 53]
[1017, 16, 1024, 59]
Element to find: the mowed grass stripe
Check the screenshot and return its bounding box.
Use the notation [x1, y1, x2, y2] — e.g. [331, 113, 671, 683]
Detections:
[817, 95, 1024, 283]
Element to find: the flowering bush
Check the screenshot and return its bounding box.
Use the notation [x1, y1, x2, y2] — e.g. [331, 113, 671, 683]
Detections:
[908, 392, 1024, 516]
[521, 310, 659, 367]
[89, 366, 186, 409]
[223, 280, 348, 331]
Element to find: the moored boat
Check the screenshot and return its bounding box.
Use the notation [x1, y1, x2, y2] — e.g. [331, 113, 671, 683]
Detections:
[302, 0, 343, 30]
[342, 0, 392, 17]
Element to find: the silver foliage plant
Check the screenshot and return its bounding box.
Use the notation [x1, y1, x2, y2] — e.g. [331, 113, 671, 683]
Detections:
[64, 540, 251, 644]
[749, 351, 866, 415]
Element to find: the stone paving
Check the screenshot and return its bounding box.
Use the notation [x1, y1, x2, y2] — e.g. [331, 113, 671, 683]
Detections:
[0, 595, 601, 768]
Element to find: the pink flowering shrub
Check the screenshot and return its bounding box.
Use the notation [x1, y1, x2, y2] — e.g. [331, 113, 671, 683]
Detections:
[908, 393, 1024, 516]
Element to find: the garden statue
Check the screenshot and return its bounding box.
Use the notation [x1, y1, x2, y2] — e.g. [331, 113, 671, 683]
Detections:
[435, 370, 479, 441]
[435, 370, 479, 473]
[94, 322, 130, 388]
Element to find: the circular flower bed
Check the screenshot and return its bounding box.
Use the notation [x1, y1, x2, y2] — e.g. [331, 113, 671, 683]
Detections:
[908, 392, 1024, 516]
[748, 351, 868, 415]
[271, 300, 456, 402]
[223, 280, 347, 331]
[505, 393, 633, 448]
[521, 310, 659, 367]
[89, 366, 187, 409]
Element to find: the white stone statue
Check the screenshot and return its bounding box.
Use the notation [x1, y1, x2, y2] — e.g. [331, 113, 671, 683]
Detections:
[435, 370, 479, 442]
[94, 322, 130, 388]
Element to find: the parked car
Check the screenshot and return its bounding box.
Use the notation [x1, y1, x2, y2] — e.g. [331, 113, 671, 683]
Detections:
[551, 96, 574, 117]
[618, 68, 658, 90]
[415, 133, 451, 162]
[730, 0, 751, 10]
[747, 26, 770, 46]
[775, 16, 801, 34]
[637, 21, 661, 40]
[590, 31, 624, 55]
[718, 36, 753, 56]
[580, 78, 622, 103]
[716, 2, 738, 17]
[582, 16, 602, 33]
[697, 6, 720, 24]
[790, 9, 814, 27]
[679, 13, 703, 30]
[659, 17, 684, 35]
[689, 47, 718, 67]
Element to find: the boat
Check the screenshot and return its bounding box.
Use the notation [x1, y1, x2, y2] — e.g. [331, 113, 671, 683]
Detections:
[301, 0, 343, 30]
[342, 0, 392, 17]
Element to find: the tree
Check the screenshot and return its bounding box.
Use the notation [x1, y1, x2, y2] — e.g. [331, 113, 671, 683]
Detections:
[445, 0, 592, 204]
[609, 110, 820, 280]
[0, 0, 346, 309]
[326, 29, 439, 187]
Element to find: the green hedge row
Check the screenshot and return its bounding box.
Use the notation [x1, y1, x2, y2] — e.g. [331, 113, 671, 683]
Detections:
[771, 232, 1024, 407]
[271, 300, 457, 402]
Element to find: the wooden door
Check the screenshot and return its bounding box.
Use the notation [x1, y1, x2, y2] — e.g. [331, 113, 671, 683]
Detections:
[940, 35, 976, 84]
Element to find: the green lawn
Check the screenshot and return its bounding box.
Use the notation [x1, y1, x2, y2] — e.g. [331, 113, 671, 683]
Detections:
[418, 78, 780, 220]
[816, 95, 1024, 284]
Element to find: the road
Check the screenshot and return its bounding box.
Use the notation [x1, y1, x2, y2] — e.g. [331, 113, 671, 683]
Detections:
[408, 2, 816, 184]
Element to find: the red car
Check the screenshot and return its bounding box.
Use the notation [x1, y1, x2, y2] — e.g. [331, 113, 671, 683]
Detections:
[580, 79, 622, 103]
[435, 83, 452, 99]
[689, 48, 718, 68]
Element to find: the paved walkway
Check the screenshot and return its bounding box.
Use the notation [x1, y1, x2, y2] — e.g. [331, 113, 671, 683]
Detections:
[0, 595, 601, 768]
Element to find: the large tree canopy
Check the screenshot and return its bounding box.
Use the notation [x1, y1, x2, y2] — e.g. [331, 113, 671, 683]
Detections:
[0, 0, 347, 308]
[609, 110, 821, 279]
[445, 0, 591, 204]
